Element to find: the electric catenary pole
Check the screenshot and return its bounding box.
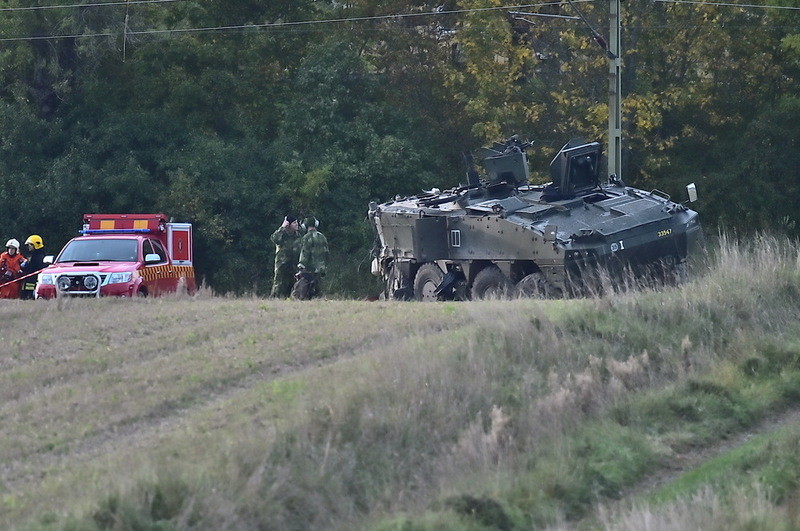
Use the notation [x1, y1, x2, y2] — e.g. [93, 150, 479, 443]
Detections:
[513, 1, 622, 182]
[608, 0, 622, 182]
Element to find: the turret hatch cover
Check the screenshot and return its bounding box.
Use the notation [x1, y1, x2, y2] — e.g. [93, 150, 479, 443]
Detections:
[466, 196, 529, 214]
[590, 200, 672, 235]
[608, 198, 669, 217]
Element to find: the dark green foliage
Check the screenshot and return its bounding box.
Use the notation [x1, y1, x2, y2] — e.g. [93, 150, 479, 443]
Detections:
[443, 495, 513, 530]
[611, 379, 758, 445]
[700, 97, 800, 237]
[571, 426, 657, 501]
[504, 424, 659, 525]
[90, 481, 189, 531]
[761, 343, 800, 374]
[777, 373, 800, 403]
[1, 0, 799, 295]
[756, 434, 800, 503]
[741, 342, 800, 378]
[271, 37, 452, 246]
[92, 494, 174, 530]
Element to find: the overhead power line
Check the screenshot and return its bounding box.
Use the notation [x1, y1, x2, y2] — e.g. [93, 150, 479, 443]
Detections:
[0, 0, 182, 13]
[0, 1, 585, 43]
[2, 0, 794, 44]
[655, 0, 800, 11]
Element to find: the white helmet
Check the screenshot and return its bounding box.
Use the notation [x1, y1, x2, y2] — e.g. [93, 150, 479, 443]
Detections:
[5, 239, 19, 249]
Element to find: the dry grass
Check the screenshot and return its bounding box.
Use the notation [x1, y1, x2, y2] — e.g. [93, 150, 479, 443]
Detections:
[596, 483, 781, 531]
[1, 233, 800, 529]
[0, 296, 465, 526]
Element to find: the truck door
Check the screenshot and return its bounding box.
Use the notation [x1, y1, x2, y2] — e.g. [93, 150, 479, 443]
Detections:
[143, 239, 172, 295]
[152, 239, 176, 293]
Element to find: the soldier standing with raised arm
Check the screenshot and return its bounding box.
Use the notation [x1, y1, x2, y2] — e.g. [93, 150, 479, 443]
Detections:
[293, 216, 329, 299]
[270, 215, 302, 298]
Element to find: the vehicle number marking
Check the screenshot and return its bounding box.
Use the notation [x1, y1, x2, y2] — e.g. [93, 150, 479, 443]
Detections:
[611, 240, 625, 253]
[658, 229, 673, 237]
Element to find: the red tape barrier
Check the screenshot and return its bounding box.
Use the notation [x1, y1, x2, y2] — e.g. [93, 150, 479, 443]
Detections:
[0, 270, 42, 289]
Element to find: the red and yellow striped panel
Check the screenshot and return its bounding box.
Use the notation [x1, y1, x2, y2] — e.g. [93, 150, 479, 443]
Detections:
[139, 265, 195, 282]
[174, 265, 195, 278]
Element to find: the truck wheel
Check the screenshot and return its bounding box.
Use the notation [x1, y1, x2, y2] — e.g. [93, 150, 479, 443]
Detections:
[413, 263, 444, 302]
[516, 272, 562, 299]
[471, 265, 512, 300]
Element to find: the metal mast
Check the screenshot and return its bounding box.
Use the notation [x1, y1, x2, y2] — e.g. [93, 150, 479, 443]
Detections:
[512, 1, 622, 180]
[608, 0, 622, 181]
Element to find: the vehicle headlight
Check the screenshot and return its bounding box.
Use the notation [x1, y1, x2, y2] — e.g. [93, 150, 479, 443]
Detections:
[57, 276, 72, 292]
[83, 275, 99, 290]
[39, 273, 54, 285]
[108, 272, 133, 284]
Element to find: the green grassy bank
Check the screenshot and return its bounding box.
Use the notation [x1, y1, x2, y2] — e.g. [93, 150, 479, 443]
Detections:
[2, 234, 800, 530]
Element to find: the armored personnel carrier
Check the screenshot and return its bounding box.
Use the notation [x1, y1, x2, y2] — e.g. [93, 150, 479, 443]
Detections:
[368, 136, 701, 300]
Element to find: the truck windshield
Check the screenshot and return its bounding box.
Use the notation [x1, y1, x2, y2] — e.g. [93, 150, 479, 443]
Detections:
[57, 239, 139, 262]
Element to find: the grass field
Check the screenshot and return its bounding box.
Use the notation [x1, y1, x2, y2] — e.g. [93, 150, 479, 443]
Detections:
[2, 234, 800, 530]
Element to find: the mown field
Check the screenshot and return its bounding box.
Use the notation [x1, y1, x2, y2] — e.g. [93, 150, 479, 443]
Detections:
[2, 234, 800, 530]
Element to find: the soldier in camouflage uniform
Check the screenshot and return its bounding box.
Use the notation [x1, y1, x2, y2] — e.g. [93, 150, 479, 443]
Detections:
[270, 215, 302, 298]
[295, 216, 329, 298]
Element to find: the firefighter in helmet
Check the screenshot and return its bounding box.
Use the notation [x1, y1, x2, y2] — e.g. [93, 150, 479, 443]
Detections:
[21, 235, 46, 300]
[0, 239, 26, 299]
[270, 215, 302, 298]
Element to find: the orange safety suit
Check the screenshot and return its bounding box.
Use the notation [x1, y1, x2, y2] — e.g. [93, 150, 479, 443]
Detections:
[0, 251, 26, 299]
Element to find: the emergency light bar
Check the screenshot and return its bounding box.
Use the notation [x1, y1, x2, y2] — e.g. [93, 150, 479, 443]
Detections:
[82, 214, 168, 234]
[79, 229, 153, 235]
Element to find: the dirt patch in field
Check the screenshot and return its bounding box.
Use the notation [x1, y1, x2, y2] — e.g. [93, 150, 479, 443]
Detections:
[584, 404, 800, 525]
[643, 406, 800, 492]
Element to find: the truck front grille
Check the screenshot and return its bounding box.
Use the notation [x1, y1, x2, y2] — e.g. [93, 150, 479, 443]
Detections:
[56, 273, 108, 296]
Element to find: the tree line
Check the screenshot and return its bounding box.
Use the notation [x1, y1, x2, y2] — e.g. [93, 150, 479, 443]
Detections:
[1, 0, 798, 295]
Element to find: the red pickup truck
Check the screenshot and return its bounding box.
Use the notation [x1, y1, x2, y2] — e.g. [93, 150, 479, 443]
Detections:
[36, 214, 196, 298]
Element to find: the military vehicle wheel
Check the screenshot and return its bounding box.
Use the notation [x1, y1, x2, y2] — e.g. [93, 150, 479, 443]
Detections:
[413, 263, 444, 302]
[384, 262, 412, 300]
[516, 272, 561, 299]
[471, 265, 512, 300]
